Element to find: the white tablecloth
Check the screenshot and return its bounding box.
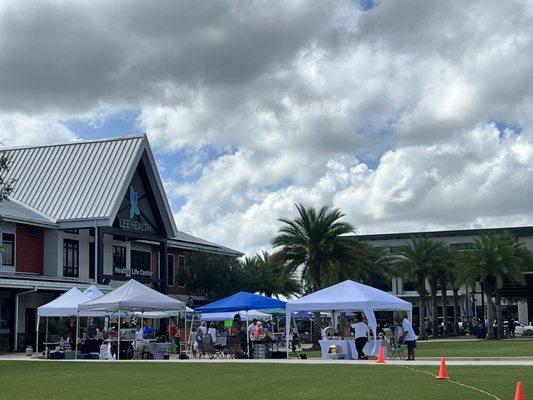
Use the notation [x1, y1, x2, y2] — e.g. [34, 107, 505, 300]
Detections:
[318, 339, 375, 359]
[148, 342, 171, 360]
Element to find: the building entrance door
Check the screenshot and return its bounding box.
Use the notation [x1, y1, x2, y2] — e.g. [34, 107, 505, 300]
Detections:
[25, 308, 36, 349]
[0, 291, 12, 352]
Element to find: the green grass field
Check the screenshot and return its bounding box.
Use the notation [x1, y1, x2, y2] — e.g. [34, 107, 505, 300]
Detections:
[304, 339, 533, 358]
[0, 361, 529, 400]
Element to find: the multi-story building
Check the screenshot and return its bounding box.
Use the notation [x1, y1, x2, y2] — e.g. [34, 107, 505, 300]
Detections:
[358, 227, 533, 329]
[0, 135, 241, 351]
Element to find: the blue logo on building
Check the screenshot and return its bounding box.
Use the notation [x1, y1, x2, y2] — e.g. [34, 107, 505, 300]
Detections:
[129, 186, 140, 219]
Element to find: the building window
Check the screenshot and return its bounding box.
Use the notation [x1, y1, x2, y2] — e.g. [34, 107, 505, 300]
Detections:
[167, 254, 175, 286]
[131, 250, 151, 278]
[389, 246, 404, 255]
[2, 233, 14, 266]
[177, 255, 186, 287]
[113, 245, 127, 275]
[63, 239, 79, 277]
[402, 277, 418, 292]
[450, 243, 473, 252]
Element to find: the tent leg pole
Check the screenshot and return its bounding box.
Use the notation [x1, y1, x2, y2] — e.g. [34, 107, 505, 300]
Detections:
[246, 311, 249, 359]
[75, 314, 79, 359]
[45, 317, 48, 356]
[285, 312, 290, 359]
[35, 316, 40, 357]
[117, 311, 121, 361]
[189, 313, 195, 358]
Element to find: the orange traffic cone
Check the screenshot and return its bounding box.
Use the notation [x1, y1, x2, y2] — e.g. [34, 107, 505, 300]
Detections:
[377, 344, 386, 364]
[436, 357, 450, 379]
[514, 382, 525, 400]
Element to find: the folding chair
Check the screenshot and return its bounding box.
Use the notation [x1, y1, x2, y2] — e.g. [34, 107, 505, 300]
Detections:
[383, 328, 405, 360]
[201, 334, 221, 359]
[223, 335, 241, 359]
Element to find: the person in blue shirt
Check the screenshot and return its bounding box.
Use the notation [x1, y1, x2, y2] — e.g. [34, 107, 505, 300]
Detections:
[143, 320, 154, 339]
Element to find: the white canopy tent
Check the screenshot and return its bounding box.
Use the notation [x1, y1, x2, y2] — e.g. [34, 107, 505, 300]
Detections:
[83, 285, 104, 300]
[78, 279, 186, 360]
[36, 287, 105, 357]
[285, 280, 413, 358]
[199, 310, 270, 321]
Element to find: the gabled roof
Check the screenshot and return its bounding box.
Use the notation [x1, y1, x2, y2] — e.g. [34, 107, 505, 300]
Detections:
[0, 197, 57, 227]
[169, 231, 243, 257]
[1, 134, 177, 236]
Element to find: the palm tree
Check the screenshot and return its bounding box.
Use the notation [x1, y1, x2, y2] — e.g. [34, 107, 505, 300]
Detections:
[271, 204, 359, 345]
[271, 204, 358, 291]
[394, 237, 452, 340]
[459, 233, 529, 339]
[256, 250, 301, 298]
[241, 251, 301, 299]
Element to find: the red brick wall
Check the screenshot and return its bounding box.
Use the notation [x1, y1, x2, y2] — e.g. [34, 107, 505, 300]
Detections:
[166, 248, 204, 296]
[16, 224, 44, 275]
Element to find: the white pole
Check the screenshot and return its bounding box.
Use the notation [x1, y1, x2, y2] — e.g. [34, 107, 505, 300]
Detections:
[188, 313, 195, 357]
[45, 317, 48, 351]
[285, 311, 290, 359]
[117, 311, 121, 360]
[35, 316, 40, 357]
[75, 314, 80, 359]
[246, 311, 249, 358]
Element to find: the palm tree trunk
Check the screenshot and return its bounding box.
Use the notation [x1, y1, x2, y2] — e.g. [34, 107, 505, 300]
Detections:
[312, 312, 324, 348]
[495, 289, 504, 339]
[418, 274, 428, 340]
[431, 287, 438, 337]
[452, 288, 460, 335]
[441, 280, 448, 336]
[485, 283, 495, 340]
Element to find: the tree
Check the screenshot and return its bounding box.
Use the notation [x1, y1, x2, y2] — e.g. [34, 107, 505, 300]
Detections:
[0, 151, 14, 200]
[271, 204, 362, 344]
[394, 237, 452, 340]
[242, 250, 301, 298]
[459, 233, 530, 339]
[271, 204, 360, 292]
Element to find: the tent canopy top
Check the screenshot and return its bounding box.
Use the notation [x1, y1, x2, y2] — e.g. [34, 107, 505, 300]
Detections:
[78, 279, 186, 312]
[286, 280, 412, 313]
[38, 287, 103, 317]
[195, 291, 286, 314]
[83, 285, 104, 300]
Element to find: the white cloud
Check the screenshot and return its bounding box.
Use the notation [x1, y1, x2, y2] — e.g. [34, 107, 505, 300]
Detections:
[0, 113, 76, 146]
[3, 1, 533, 254]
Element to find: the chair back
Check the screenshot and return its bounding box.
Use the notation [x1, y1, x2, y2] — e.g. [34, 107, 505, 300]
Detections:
[382, 328, 394, 339]
[201, 334, 215, 353]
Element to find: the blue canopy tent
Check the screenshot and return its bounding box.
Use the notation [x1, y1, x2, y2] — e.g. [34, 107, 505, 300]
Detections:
[195, 292, 286, 314]
[192, 292, 286, 356]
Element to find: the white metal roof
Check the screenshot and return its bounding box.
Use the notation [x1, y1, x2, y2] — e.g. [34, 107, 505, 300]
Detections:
[169, 231, 243, 257]
[0, 198, 57, 227]
[2, 135, 143, 221]
[0, 134, 178, 236]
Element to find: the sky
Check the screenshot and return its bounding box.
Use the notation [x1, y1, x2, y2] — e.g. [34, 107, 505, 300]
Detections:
[2, 0, 533, 255]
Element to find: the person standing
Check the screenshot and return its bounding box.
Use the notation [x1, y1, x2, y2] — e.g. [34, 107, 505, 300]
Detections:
[395, 315, 417, 361]
[351, 314, 369, 360]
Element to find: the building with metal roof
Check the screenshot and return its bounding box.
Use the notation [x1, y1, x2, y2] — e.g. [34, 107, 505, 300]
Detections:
[0, 134, 242, 352]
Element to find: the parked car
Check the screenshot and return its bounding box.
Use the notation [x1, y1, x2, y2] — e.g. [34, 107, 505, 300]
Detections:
[508, 321, 533, 336]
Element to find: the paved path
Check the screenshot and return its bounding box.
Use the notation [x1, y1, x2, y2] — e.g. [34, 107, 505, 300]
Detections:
[2, 354, 533, 366]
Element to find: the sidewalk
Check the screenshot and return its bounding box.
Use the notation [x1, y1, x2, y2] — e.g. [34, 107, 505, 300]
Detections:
[2, 353, 533, 366]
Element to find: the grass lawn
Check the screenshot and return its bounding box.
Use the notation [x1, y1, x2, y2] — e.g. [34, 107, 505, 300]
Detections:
[0, 361, 530, 400]
[304, 339, 533, 358]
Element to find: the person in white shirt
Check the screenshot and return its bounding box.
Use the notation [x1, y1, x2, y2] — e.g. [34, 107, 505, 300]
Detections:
[199, 321, 208, 335]
[207, 322, 218, 344]
[395, 315, 417, 360]
[351, 314, 369, 359]
[134, 324, 143, 341]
